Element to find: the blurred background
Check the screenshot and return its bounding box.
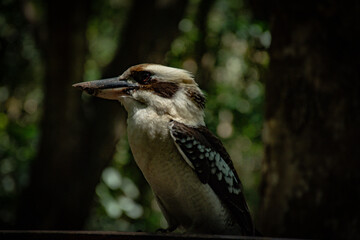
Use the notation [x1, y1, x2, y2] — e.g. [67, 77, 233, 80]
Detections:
[0, 0, 358, 239]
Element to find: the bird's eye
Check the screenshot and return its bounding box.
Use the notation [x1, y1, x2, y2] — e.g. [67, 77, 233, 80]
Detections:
[133, 71, 151, 84]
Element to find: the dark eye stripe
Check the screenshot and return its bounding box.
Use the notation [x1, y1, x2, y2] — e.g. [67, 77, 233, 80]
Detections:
[185, 87, 206, 109]
[151, 82, 179, 98]
[132, 71, 151, 84]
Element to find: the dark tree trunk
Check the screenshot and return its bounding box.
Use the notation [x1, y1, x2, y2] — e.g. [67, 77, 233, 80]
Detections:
[17, 0, 188, 229]
[193, 0, 216, 91]
[254, 0, 360, 239]
[16, 0, 91, 229]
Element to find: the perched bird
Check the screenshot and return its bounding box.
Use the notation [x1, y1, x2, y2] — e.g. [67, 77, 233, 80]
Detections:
[73, 64, 255, 235]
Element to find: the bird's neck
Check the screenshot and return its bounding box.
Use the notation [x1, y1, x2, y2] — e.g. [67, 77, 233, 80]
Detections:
[119, 94, 205, 127]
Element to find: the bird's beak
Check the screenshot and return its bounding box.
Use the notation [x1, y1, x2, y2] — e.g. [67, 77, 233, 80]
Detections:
[73, 77, 138, 100]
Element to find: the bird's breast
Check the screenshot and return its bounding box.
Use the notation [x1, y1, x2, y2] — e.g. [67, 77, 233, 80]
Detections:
[126, 110, 238, 233]
[127, 110, 187, 196]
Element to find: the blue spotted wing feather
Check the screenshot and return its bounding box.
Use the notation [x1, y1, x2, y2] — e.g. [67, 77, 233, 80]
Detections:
[169, 120, 254, 235]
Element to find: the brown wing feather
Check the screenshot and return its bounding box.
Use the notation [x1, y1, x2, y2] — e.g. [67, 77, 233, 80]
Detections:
[169, 120, 255, 235]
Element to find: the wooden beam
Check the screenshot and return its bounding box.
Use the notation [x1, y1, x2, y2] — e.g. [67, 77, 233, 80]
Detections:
[0, 231, 297, 240]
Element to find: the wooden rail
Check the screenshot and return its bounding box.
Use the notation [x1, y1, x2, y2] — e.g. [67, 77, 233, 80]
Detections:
[0, 231, 298, 240]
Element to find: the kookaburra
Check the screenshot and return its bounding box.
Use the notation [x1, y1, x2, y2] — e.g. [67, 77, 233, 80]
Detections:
[73, 64, 255, 235]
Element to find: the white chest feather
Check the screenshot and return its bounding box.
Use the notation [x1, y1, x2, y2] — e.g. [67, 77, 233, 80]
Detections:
[125, 106, 238, 234]
[126, 107, 173, 171]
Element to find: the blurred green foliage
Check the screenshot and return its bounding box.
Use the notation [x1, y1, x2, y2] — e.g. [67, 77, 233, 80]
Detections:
[0, 0, 269, 231]
[0, 0, 43, 227]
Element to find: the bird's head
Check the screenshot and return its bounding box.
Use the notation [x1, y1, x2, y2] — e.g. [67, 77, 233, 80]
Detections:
[73, 64, 206, 125]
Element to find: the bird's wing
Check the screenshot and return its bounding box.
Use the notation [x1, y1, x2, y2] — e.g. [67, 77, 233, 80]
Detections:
[169, 120, 254, 235]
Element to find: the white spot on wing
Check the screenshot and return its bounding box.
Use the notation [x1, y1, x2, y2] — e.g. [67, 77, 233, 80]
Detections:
[209, 152, 215, 161]
[169, 121, 244, 198]
[233, 188, 241, 195]
[169, 122, 195, 170]
[225, 176, 233, 186]
[217, 172, 223, 181]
